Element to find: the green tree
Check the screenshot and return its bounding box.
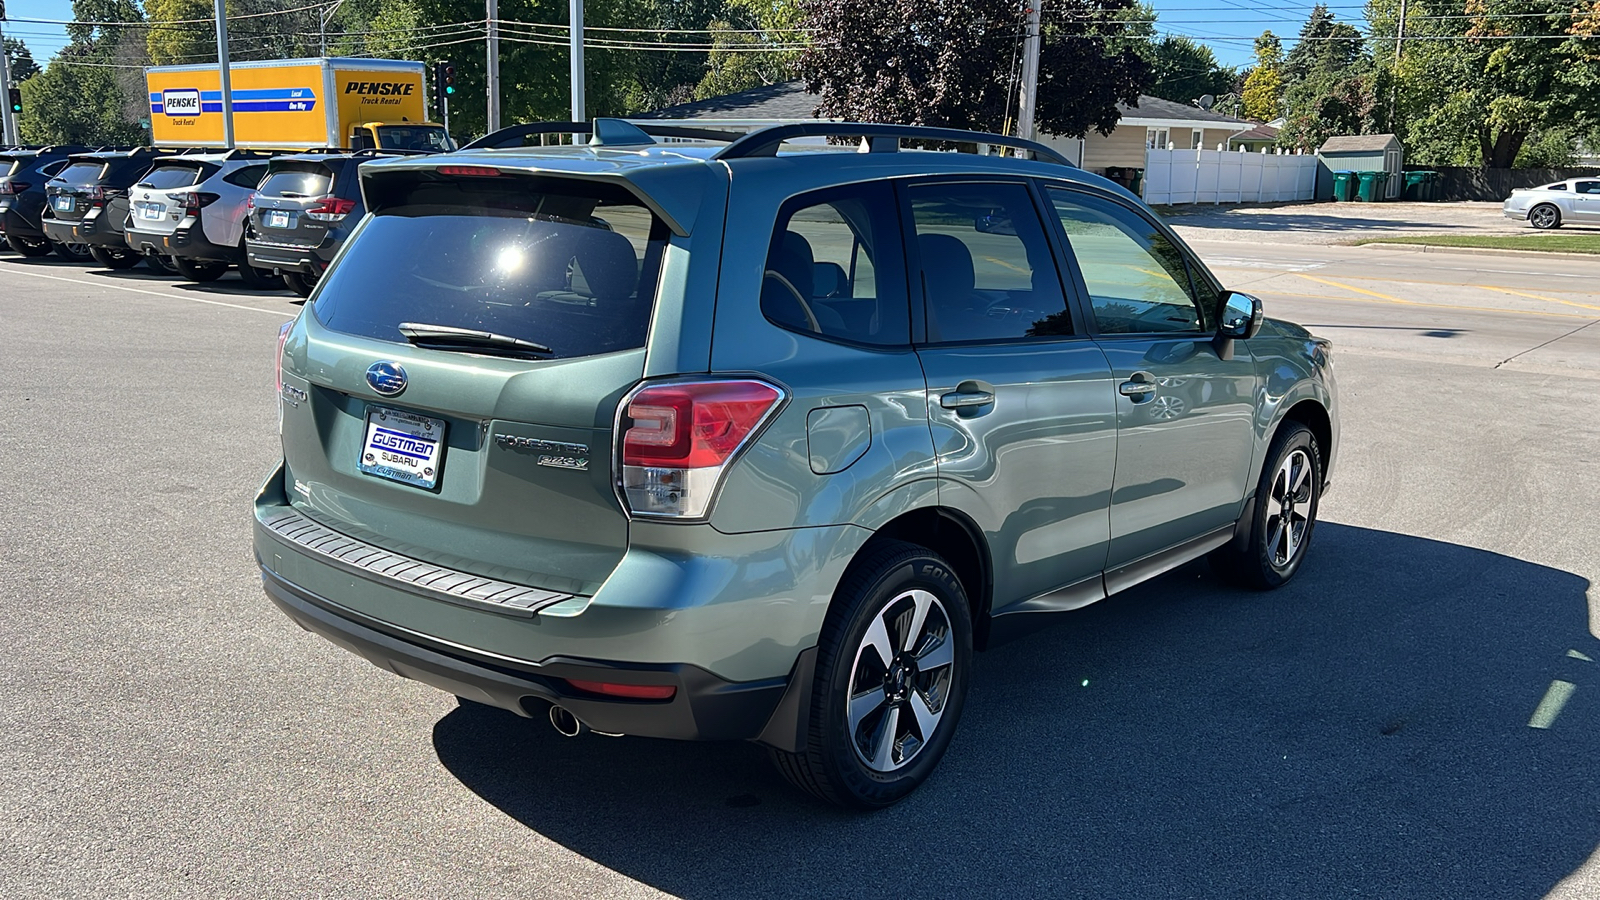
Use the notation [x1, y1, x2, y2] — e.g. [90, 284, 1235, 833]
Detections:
[5, 38, 42, 84]
[145, 0, 215, 65]
[1241, 31, 1283, 120]
[1275, 6, 1385, 150]
[19, 59, 146, 145]
[800, 0, 1151, 138]
[1145, 36, 1233, 106]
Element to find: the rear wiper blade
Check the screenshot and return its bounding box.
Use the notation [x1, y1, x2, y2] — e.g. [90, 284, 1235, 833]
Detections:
[397, 322, 554, 358]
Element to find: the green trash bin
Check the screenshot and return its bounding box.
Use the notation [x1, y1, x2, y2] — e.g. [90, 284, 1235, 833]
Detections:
[1403, 170, 1428, 201]
[1356, 170, 1384, 202]
[1423, 170, 1442, 201]
[1332, 171, 1356, 202]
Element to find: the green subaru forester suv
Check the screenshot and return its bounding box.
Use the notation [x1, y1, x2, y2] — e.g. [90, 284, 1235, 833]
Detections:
[255, 120, 1337, 808]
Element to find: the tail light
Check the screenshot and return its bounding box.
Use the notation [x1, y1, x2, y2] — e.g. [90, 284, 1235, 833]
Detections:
[305, 197, 356, 221]
[246, 193, 256, 210]
[0, 181, 28, 195]
[86, 185, 121, 207]
[617, 379, 784, 519]
[174, 191, 220, 216]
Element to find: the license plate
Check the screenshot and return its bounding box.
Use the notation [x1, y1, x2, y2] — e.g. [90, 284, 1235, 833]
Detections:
[137, 203, 164, 220]
[359, 406, 446, 490]
[266, 210, 292, 229]
[53, 196, 73, 212]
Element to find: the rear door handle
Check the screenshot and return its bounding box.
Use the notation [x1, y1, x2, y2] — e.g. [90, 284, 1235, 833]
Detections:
[941, 390, 995, 409]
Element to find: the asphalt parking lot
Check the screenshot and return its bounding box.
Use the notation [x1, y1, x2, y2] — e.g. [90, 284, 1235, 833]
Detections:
[2, 232, 1598, 899]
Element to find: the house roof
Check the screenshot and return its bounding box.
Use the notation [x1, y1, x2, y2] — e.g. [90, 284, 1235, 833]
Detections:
[1230, 124, 1280, 143]
[1116, 95, 1248, 125]
[1319, 134, 1402, 153]
[636, 81, 820, 121]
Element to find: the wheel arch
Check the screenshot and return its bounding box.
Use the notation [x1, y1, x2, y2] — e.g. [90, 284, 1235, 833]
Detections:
[1281, 398, 1333, 487]
[862, 506, 996, 650]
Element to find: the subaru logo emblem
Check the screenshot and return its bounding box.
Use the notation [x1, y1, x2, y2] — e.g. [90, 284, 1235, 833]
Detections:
[366, 361, 407, 397]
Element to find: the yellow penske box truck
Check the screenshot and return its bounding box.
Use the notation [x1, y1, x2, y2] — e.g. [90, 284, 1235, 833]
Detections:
[146, 57, 453, 151]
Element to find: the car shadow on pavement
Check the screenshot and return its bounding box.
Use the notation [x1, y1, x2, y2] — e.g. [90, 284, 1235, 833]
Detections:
[431, 523, 1600, 900]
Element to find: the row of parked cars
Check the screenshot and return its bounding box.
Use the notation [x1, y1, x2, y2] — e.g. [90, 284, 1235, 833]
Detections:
[0, 144, 411, 296]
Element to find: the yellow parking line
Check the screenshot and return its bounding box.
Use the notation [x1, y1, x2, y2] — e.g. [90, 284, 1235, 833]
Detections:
[1285, 274, 1600, 320]
[1307, 274, 1600, 297]
[1475, 284, 1600, 313]
[982, 256, 1031, 274]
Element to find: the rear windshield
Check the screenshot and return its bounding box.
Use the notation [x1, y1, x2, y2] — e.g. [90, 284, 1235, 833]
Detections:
[312, 176, 668, 360]
[57, 161, 107, 184]
[0, 158, 19, 178]
[259, 164, 335, 198]
[139, 165, 207, 189]
[376, 126, 453, 152]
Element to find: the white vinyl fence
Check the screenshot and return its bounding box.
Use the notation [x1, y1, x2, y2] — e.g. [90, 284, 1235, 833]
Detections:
[1142, 147, 1318, 205]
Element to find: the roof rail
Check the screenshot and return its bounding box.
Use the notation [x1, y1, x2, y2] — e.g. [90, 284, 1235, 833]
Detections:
[712, 122, 1075, 166]
[464, 119, 745, 150]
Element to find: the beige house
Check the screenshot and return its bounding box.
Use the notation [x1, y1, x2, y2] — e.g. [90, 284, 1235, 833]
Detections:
[640, 82, 1253, 180]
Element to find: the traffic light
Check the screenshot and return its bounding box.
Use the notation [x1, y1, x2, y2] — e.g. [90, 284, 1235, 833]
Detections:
[435, 60, 456, 100]
[7, 88, 19, 116]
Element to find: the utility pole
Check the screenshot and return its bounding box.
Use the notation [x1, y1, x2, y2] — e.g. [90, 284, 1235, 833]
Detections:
[318, 0, 347, 57]
[0, 2, 17, 147]
[1391, 0, 1407, 124]
[570, 0, 585, 126]
[486, 0, 500, 132]
[214, 0, 235, 148]
[1016, 1, 1042, 144]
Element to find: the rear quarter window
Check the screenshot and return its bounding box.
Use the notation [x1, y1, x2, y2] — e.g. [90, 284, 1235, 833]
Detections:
[311, 173, 669, 361]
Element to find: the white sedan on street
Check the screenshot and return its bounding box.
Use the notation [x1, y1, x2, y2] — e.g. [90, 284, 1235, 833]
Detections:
[1503, 178, 1600, 229]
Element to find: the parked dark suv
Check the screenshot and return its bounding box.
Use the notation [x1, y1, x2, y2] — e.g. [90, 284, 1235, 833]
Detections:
[244, 150, 410, 296]
[256, 120, 1338, 809]
[42, 148, 183, 269]
[0, 145, 87, 258]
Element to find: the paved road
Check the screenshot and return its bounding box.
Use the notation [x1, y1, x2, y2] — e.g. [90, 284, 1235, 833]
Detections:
[1, 244, 1597, 900]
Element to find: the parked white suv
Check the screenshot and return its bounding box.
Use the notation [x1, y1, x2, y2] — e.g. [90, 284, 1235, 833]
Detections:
[123, 150, 278, 286]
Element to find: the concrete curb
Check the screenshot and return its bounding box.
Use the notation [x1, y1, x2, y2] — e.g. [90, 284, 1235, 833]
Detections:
[1359, 242, 1600, 261]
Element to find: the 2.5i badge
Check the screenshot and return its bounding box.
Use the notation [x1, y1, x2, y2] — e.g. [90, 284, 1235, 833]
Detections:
[359, 406, 446, 489]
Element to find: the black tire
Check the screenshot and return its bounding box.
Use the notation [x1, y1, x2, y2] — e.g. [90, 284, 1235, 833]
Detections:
[235, 243, 279, 289]
[171, 255, 228, 282]
[283, 271, 317, 298]
[50, 240, 92, 261]
[145, 254, 177, 273]
[1210, 423, 1322, 590]
[88, 245, 141, 269]
[6, 234, 52, 257]
[1529, 204, 1562, 230]
[769, 539, 972, 809]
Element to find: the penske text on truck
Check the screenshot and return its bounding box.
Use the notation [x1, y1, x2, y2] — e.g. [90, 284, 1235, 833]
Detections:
[146, 57, 451, 151]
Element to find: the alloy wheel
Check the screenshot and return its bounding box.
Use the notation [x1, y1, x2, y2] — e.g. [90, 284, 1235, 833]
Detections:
[1265, 448, 1314, 567]
[1531, 206, 1558, 229]
[847, 589, 955, 773]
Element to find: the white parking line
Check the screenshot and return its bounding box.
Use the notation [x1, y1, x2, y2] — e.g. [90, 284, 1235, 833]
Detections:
[1205, 257, 1327, 272]
[1529, 680, 1577, 729]
[1, 264, 295, 319]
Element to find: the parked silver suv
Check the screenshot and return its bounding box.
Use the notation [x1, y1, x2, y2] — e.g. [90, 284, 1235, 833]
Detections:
[255, 120, 1337, 808]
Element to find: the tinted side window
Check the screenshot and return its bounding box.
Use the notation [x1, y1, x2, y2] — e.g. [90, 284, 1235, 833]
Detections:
[224, 164, 268, 189]
[760, 182, 909, 346]
[1046, 189, 1210, 335]
[1578, 181, 1600, 195]
[907, 181, 1070, 343]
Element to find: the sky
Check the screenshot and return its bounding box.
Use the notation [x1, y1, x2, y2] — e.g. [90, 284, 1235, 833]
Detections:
[3, 0, 1368, 74]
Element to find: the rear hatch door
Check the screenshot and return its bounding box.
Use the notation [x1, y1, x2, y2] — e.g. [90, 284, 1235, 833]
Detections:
[251, 159, 343, 248]
[130, 161, 216, 235]
[45, 158, 108, 222]
[278, 167, 671, 593]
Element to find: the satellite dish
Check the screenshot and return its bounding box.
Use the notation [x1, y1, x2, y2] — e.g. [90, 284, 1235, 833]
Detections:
[1197, 94, 1216, 110]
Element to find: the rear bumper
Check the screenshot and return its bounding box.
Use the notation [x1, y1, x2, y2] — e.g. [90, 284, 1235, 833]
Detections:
[260, 564, 792, 740]
[126, 220, 238, 263]
[42, 211, 126, 248]
[1501, 207, 1528, 221]
[245, 235, 333, 276]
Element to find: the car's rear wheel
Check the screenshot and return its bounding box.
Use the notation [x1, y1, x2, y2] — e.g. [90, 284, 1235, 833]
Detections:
[235, 242, 279, 288]
[50, 240, 91, 261]
[283, 271, 317, 298]
[1210, 423, 1322, 590]
[769, 539, 972, 809]
[145, 254, 177, 273]
[171, 255, 228, 282]
[88, 245, 141, 269]
[6, 234, 52, 257]
[1529, 204, 1562, 229]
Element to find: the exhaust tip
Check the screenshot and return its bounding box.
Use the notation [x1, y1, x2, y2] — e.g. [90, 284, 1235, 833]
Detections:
[548, 705, 585, 738]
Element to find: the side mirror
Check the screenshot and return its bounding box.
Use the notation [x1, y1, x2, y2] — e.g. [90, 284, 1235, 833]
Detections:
[1218, 290, 1263, 340]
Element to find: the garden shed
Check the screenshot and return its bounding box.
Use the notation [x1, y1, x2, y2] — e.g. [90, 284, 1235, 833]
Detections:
[1315, 134, 1404, 200]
